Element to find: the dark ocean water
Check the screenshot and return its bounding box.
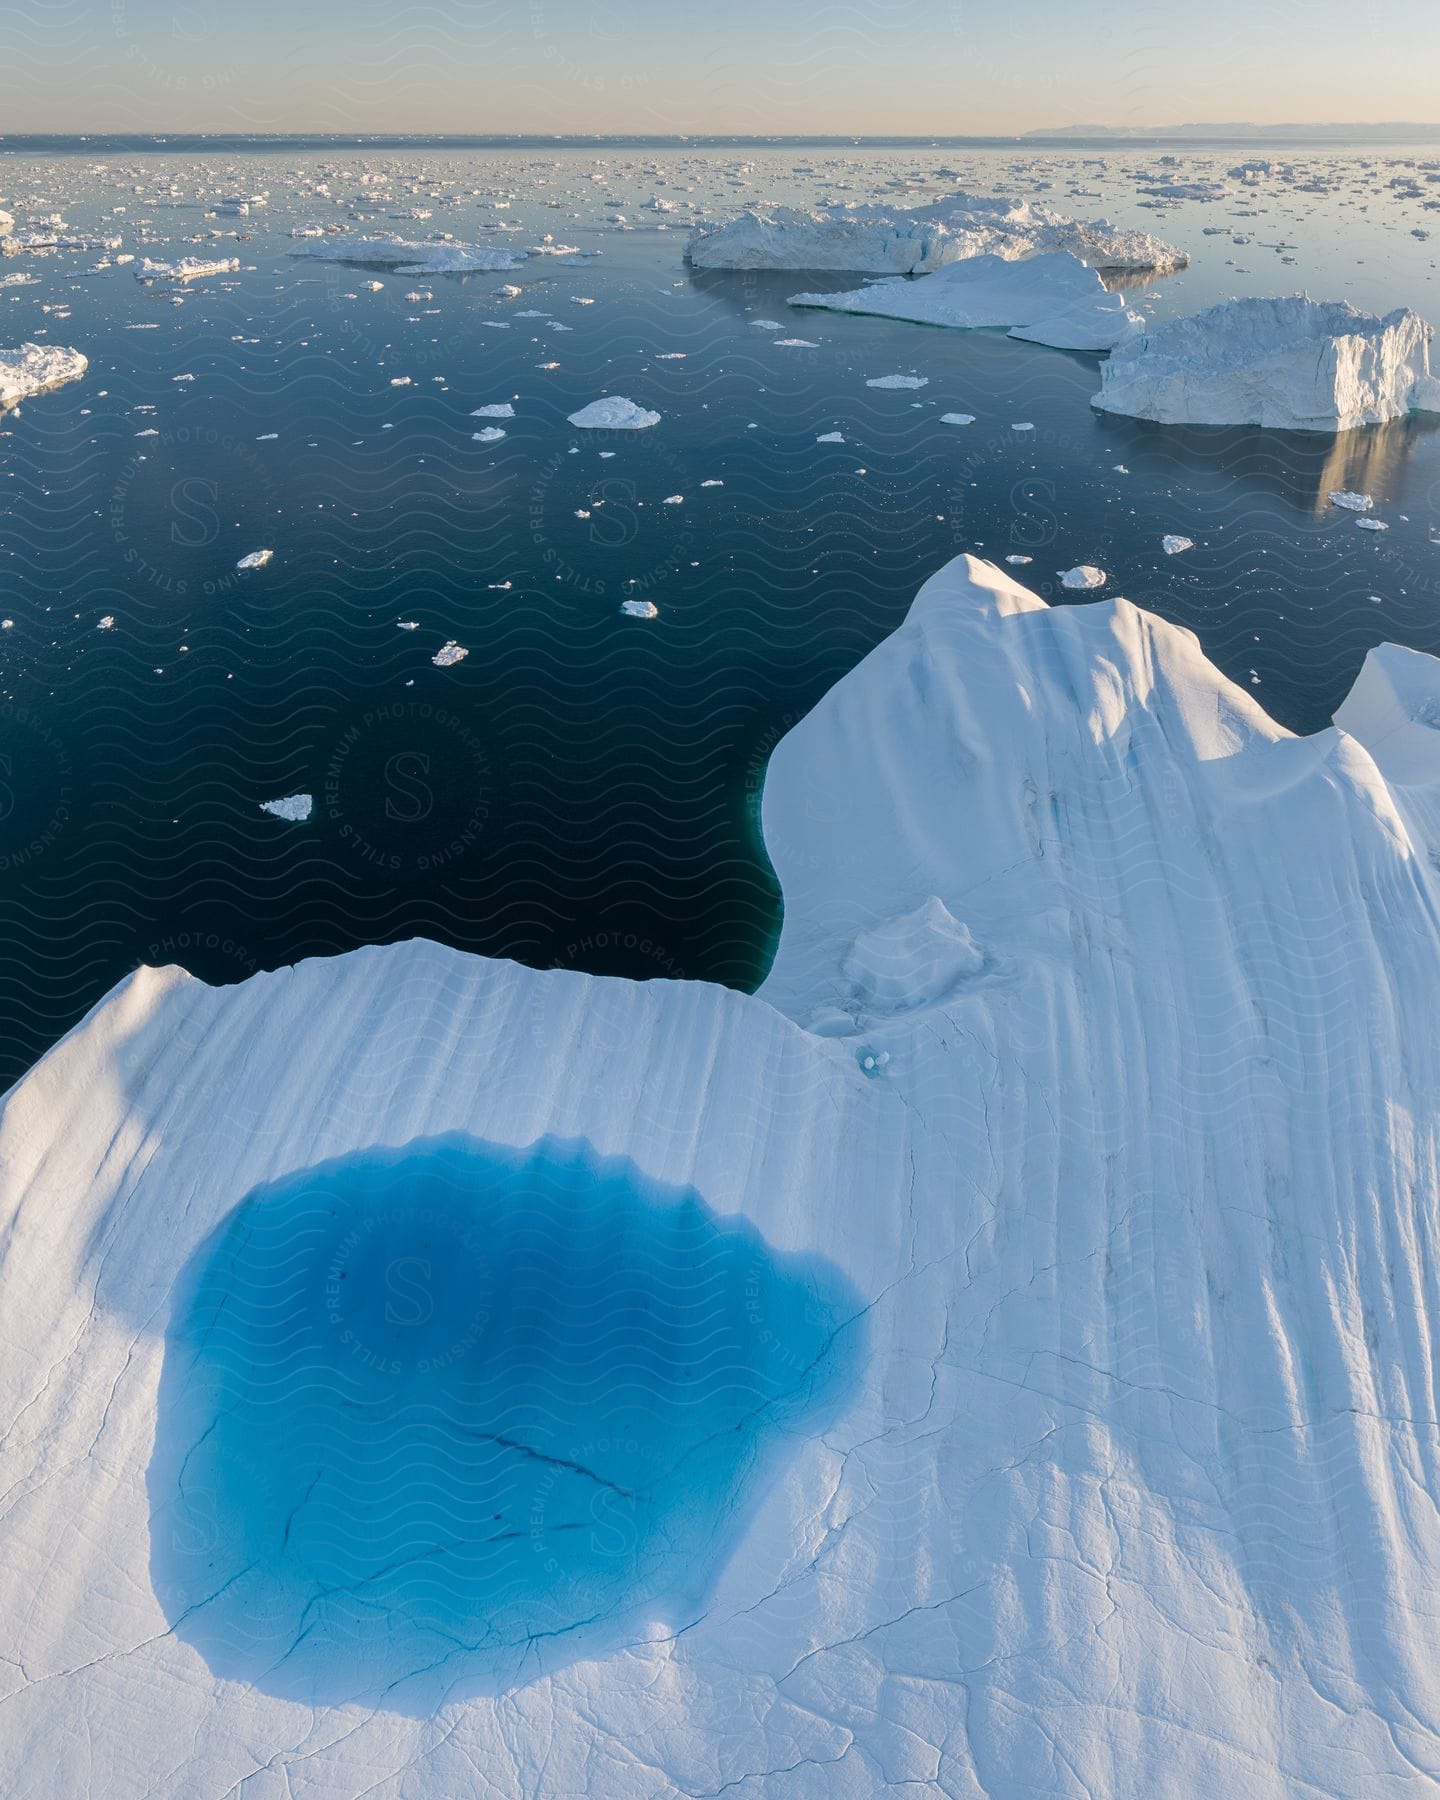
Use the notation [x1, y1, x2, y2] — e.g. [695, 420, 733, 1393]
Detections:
[3, 145, 1440, 1087]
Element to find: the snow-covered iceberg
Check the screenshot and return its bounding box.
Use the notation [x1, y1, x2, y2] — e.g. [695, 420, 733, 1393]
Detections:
[290, 236, 526, 275]
[688, 191, 1187, 275]
[7, 555, 1440, 1793]
[0, 342, 87, 408]
[789, 251, 1143, 351]
[1093, 294, 1438, 429]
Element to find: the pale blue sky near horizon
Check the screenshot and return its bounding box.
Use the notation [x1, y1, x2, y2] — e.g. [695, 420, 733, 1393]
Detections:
[2, 0, 1437, 137]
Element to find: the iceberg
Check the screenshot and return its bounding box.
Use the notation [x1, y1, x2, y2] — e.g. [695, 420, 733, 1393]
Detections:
[290, 236, 526, 275]
[134, 256, 240, 282]
[1093, 294, 1438, 430]
[687, 191, 1187, 275]
[9, 555, 1440, 1792]
[567, 396, 660, 429]
[0, 342, 87, 408]
[790, 251, 1143, 351]
[259, 793, 312, 822]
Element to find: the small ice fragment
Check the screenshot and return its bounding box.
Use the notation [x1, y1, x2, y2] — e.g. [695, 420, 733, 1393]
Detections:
[236, 549, 273, 570]
[661, 494, 683, 504]
[775, 338, 818, 347]
[256, 432, 278, 440]
[941, 413, 976, 425]
[472, 427, 506, 442]
[621, 599, 658, 618]
[817, 431, 845, 442]
[1059, 565, 1106, 589]
[260, 793, 313, 822]
[471, 403, 515, 418]
[752, 320, 784, 329]
[433, 640, 469, 666]
[1162, 535, 1194, 554]
[97, 615, 115, 630]
[1356, 518, 1389, 531]
[390, 376, 412, 387]
[396, 620, 419, 630]
[700, 478, 724, 487]
[1328, 490, 1373, 512]
[1005, 555, 1033, 565]
[867, 374, 927, 389]
[1011, 421, 1034, 431]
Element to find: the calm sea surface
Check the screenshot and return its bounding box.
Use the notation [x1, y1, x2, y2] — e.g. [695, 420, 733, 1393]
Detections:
[2, 141, 1439, 1085]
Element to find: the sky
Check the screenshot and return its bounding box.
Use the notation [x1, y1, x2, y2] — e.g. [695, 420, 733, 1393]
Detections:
[2, 0, 1438, 137]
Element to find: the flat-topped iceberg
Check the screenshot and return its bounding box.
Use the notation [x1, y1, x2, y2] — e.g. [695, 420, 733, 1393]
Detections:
[8, 554, 1440, 1793]
[290, 235, 526, 275]
[0, 342, 87, 408]
[790, 251, 1143, 351]
[1093, 294, 1438, 430]
[134, 256, 240, 282]
[688, 191, 1187, 275]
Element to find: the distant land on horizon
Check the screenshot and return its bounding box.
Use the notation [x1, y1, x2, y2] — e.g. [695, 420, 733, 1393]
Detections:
[1023, 120, 1440, 141]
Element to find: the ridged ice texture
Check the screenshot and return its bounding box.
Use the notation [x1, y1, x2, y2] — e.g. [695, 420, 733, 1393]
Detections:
[150, 1133, 861, 1703]
[7, 554, 1440, 1794]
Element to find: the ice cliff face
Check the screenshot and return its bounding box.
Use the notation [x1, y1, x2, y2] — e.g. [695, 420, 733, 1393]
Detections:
[5, 556, 1440, 1794]
[1093, 294, 1438, 430]
[687, 192, 1187, 275]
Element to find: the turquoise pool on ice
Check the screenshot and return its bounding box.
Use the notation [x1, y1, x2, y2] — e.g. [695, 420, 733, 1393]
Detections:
[149, 1134, 862, 1703]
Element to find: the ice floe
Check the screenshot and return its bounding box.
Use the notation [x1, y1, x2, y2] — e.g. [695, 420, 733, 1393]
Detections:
[134, 256, 240, 282]
[0, 342, 87, 408]
[235, 550, 273, 570]
[258, 794, 312, 822]
[567, 397, 660, 429]
[790, 251, 1142, 351]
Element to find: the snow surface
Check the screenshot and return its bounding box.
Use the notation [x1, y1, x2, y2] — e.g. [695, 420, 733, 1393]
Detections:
[7, 556, 1440, 1793]
[1093, 295, 1438, 430]
[789, 251, 1143, 351]
[290, 236, 526, 275]
[687, 192, 1187, 275]
[0, 342, 87, 408]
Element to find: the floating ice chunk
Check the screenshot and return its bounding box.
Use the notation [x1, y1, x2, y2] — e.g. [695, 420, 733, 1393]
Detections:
[751, 319, 785, 329]
[792, 251, 1141, 351]
[236, 549, 273, 570]
[701, 478, 723, 487]
[134, 256, 239, 282]
[688, 194, 1186, 275]
[1059, 564, 1106, 588]
[396, 620, 419, 630]
[472, 427, 506, 442]
[259, 793, 312, 821]
[866, 374, 928, 389]
[433, 640, 469, 666]
[661, 494, 683, 504]
[567, 396, 660, 429]
[0, 343, 87, 407]
[1356, 518, 1390, 531]
[621, 599, 658, 618]
[1328, 490, 1374, 512]
[941, 412, 976, 424]
[773, 338, 819, 347]
[471, 403, 515, 418]
[97, 615, 115, 630]
[1011, 421, 1035, 431]
[1005, 554, 1033, 564]
[1162, 535, 1195, 554]
[1093, 296, 1438, 431]
[817, 431, 845, 442]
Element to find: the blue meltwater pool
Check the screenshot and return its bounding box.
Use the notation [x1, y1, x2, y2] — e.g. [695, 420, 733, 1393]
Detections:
[149, 1134, 863, 1705]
